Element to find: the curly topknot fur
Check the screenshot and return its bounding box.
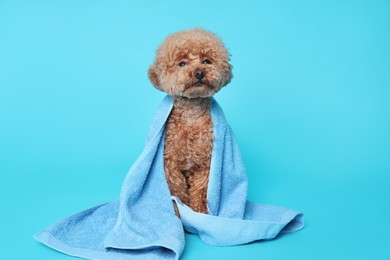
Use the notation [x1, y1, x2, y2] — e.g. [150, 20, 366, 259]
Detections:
[148, 28, 233, 215]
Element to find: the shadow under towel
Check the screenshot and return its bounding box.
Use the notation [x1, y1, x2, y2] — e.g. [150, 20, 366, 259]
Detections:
[34, 95, 304, 259]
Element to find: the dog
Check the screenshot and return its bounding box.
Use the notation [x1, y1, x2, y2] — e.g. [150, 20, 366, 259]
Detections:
[148, 28, 233, 215]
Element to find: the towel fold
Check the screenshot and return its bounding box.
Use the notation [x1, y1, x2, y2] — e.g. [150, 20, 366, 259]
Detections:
[34, 95, 304, 259]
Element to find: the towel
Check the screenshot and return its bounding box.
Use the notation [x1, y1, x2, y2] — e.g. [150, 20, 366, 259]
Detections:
[34, 95, 304, 259]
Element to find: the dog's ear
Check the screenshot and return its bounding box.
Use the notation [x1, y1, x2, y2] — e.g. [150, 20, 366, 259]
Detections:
[222, 62, 233, 87]
[148, 65, 160, 89]
[226, 63, 233, 84]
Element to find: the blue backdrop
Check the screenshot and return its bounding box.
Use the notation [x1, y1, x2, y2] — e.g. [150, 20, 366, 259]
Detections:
[1, 0, 389, 259]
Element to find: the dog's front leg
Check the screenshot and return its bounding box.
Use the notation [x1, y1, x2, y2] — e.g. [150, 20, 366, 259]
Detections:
[164, 162, 190, 217]
[188, 169, 209, 214]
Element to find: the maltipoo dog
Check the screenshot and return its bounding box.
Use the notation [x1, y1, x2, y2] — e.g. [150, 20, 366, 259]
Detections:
[148, 28, 232, 215]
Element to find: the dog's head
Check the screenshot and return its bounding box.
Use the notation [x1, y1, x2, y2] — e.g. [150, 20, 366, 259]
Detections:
[148, 28, 233, 98]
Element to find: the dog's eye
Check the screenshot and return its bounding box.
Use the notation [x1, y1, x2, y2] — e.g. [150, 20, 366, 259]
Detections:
[178, 61, 187, 67]
[202, 59, 212, 65]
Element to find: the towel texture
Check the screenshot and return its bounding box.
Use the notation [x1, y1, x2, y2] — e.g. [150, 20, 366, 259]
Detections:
[34, 95, 304, 259]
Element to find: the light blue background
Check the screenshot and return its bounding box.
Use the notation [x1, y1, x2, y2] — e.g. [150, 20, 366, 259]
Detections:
[1, 0, 389, 259]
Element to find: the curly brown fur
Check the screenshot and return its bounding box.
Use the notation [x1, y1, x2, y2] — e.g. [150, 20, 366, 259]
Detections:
[164, 97, 213, 214]
[148, 28, 233, 215]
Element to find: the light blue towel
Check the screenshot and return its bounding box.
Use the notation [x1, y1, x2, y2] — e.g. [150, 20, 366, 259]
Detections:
[34, 95, 304, 259]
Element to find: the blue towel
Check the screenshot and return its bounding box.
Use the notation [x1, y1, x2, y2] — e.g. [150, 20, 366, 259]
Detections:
[34, 95, 304, 259]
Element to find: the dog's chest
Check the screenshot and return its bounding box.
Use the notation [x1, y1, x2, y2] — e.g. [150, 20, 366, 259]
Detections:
[164, 107, 213, 171]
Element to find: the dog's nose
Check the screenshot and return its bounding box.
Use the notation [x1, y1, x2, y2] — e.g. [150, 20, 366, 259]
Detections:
[194, 70, 205, 80]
